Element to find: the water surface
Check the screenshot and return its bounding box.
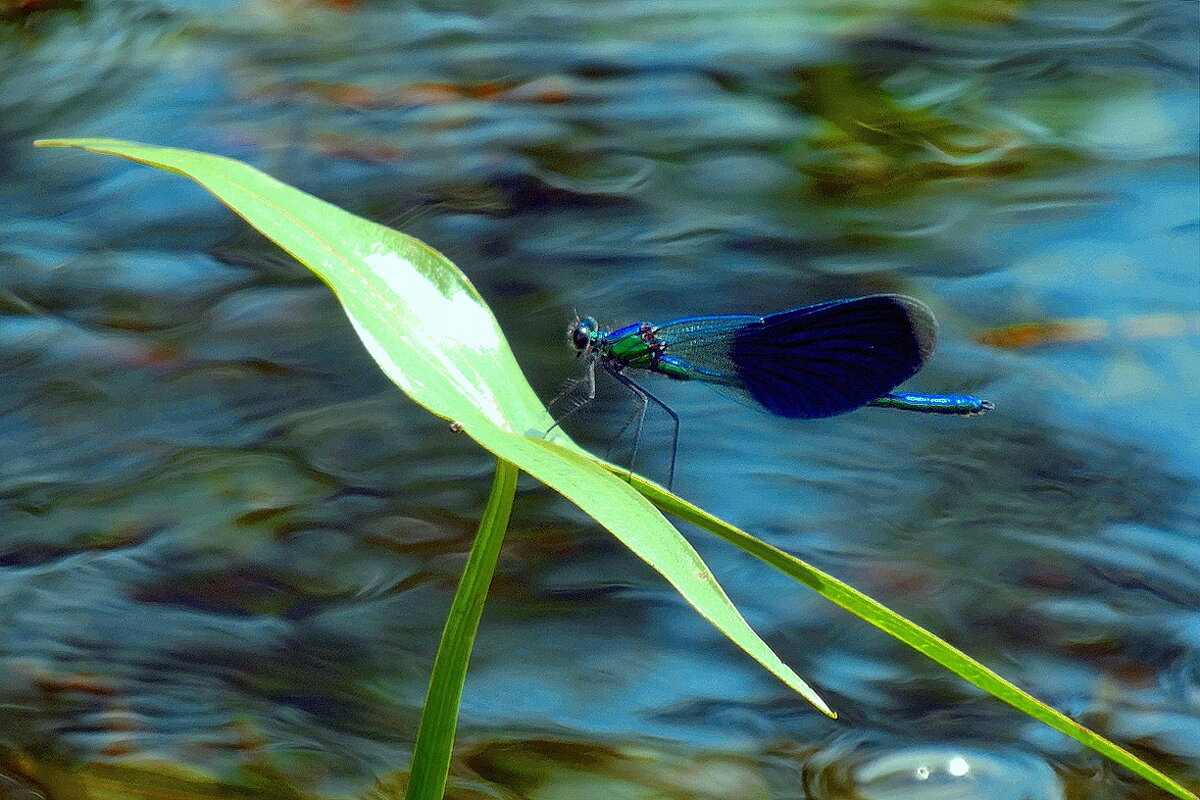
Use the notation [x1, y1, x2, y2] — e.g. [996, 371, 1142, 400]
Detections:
[1, 1, 1197, 797]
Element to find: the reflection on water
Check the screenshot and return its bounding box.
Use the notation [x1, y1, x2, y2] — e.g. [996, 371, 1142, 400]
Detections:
[1, 0, 1198, 797]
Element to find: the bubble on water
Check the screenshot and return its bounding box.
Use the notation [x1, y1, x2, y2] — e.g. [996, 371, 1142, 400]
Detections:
[803, 743, 1064, 800]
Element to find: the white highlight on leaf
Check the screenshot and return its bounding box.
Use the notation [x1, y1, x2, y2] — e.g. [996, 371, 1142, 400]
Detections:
[349, 317, 419, 395]
[342, 244, 509, 429]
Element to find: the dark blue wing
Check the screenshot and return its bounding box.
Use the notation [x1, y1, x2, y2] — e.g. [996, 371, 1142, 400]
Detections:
[730, 294, 937, 417]
[655, 294, 938, 419]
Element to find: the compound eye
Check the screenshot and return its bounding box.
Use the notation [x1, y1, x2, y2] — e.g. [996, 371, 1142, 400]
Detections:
[572, 317, 597, 351]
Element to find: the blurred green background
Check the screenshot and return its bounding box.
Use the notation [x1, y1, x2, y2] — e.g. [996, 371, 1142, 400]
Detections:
[1, 1, 1197, 798]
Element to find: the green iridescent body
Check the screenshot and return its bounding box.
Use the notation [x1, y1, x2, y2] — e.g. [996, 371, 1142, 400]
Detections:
[591, 322, 737, 383]
[604, 327, 653, 367]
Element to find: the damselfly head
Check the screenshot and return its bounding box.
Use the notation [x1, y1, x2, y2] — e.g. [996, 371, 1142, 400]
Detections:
[568, 316, 599, 356]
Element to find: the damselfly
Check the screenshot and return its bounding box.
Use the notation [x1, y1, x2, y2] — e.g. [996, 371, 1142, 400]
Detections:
[551, 294, 992, 487]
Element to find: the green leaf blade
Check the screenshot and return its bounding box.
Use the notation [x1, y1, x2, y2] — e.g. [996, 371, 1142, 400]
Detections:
[35, 137, 833, 716]
[36, 137, 550, 438]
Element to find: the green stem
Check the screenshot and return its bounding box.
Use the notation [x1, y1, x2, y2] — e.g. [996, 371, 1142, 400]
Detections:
[405, 458, 519, 800]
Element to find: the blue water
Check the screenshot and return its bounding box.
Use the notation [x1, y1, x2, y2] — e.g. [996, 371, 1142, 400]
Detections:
[1, 1, 1197, 797]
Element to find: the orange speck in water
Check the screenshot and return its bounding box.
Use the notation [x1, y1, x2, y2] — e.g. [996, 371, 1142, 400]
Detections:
[397, 82, 467, 106]
[33, 671, 119, 696]
[100, 740, 138, 757]
[138, 343, 188, 371]
[314, 133, 407, 163]
[976, 318, 1108, 348]
[976, 322, 1048, 348]
[470, 81, 512, 101]
[977, 314, 1199, 349]
[327, 84, 382, 108]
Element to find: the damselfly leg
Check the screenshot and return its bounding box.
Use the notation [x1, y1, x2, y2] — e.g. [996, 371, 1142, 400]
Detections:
[548, 359, 681, 489]
[546, 359, 597, 435]
[608, 368, 680, 490]
[604, 393, 645, 462]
